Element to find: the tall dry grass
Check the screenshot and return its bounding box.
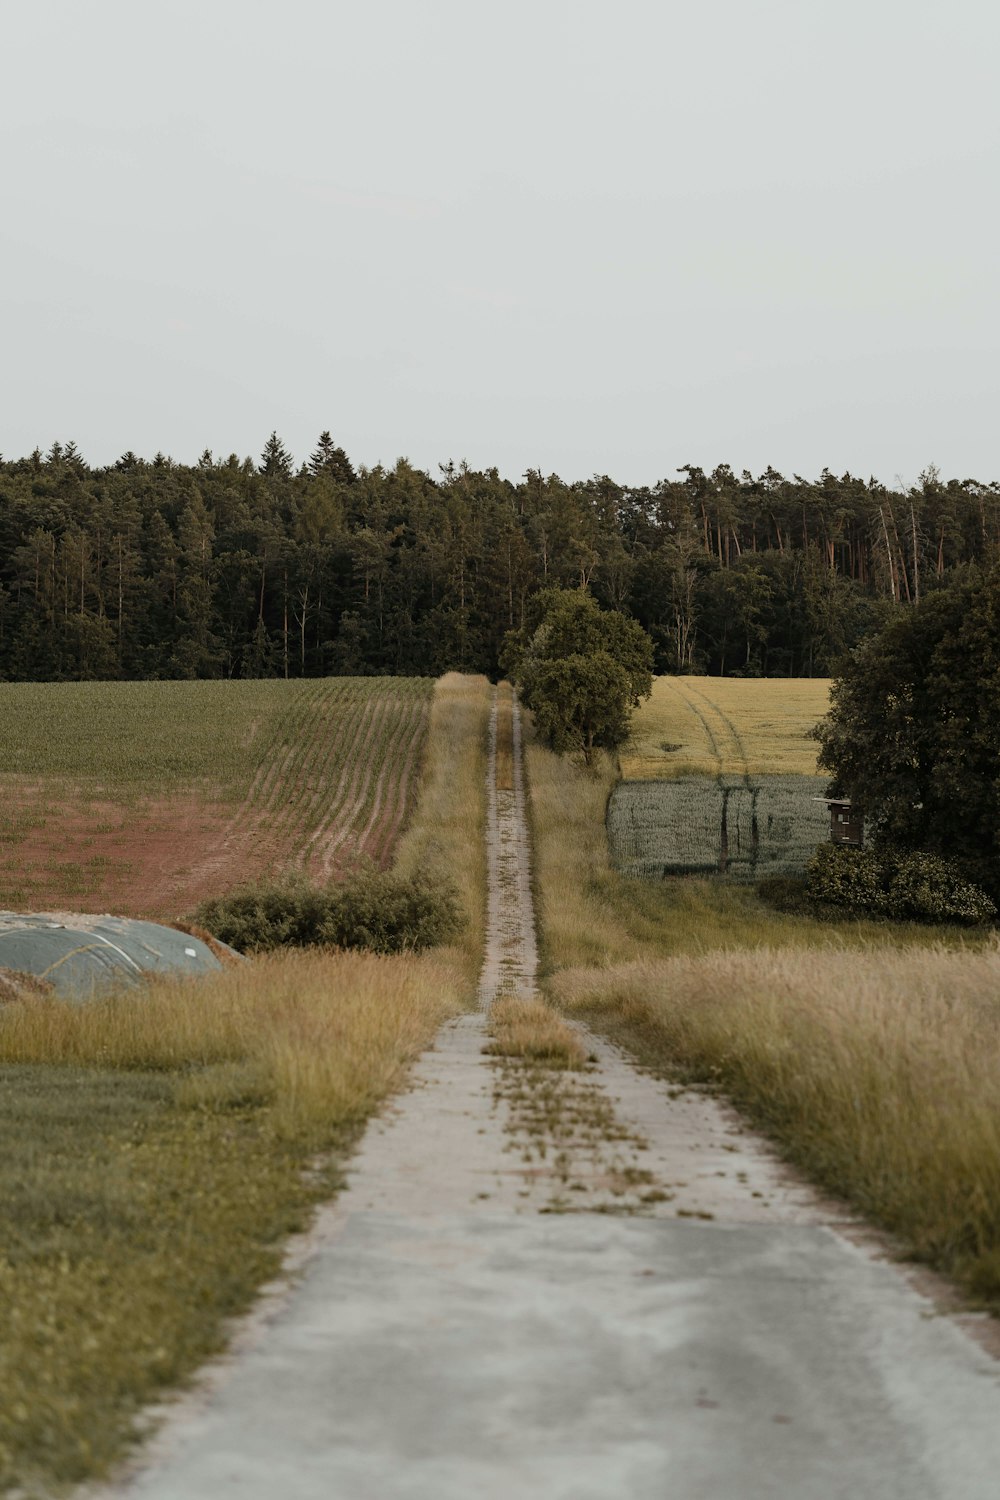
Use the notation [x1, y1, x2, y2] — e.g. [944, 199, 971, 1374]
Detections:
[552, 945, 1000, 1298]
[393, 672, 492, 981]
[524, 741, 641, 969]
[0, 949, 463, 1143]
[524, 730, 976, 971]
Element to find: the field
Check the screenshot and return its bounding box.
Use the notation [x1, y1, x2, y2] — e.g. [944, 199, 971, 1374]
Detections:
[0, 673, 492, 1495]
[0, 678, 432, 918]
[612, 676, 832, 880]
[608, 774, 829, 879]
[619, 675, 830, 780]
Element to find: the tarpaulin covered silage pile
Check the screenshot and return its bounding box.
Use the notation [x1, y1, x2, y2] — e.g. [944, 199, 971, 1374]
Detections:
[0, 912, 239, 999]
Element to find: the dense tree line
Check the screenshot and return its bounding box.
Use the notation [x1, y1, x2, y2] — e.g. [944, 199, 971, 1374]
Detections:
[0, 436, 998, 681]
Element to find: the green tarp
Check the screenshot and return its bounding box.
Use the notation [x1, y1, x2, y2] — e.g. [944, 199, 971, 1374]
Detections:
[0, 911, 239, 999]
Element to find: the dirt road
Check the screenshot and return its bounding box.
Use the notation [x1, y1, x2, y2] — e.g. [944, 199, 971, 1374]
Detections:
[99, 691, 1000, 1499]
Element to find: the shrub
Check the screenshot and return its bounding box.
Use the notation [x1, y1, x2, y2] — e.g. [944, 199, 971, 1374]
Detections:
[883, 850, 998, 925]
[806, 845, 889, 914]
[805, 845, 996, 926]
[195, 873, 330, 953]
[319, 865, 464, 954]
[195, 866, 464, 955]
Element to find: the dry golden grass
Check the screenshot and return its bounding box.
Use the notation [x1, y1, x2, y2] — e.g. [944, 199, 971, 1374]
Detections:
[525, 723, 1000, 1301]
[552, 945, 1000, 1300]
[0, 947, 463, 1492]
[619, 675, 830, 780]
[0, 949, 464, 1142]
[524, 731, 964, 971]
[485, 994, 587, 1068]
[495, 681, 514, 792]
[393, 672, 492, 982]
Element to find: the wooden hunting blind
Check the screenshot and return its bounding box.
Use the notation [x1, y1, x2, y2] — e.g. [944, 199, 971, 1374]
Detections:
[819, 798, 864, 848]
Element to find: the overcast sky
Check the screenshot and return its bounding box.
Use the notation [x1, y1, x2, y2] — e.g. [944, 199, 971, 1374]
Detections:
[2, 0, 998, 486]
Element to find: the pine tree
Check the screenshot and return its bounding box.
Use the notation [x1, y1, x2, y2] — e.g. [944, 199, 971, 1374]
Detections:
[308, 430, 356, 485]
[260, 431, 293, 478]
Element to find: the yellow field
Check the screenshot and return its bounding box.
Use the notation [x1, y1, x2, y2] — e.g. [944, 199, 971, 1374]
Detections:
[620, 676, 831, 780]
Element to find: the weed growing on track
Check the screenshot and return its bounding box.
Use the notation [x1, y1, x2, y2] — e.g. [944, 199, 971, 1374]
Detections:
[485, 997, 659, 1212]
[495, 681, 515, 792]
[485, 995, 586, 1068]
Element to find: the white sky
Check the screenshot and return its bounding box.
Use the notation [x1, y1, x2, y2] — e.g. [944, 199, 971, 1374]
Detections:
[2, 0, 998, 485]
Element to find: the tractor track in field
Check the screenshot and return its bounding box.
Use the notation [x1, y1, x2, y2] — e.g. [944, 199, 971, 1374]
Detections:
[357, 704, 429, 869]
[177, 684, 430, 902]
[314, 698, 394, 878]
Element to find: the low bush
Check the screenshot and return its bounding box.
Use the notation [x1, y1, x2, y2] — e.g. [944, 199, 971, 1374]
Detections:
[195, 865, 464, 955]
[321, 864, 464, 954]
[806, 845, 996, 926]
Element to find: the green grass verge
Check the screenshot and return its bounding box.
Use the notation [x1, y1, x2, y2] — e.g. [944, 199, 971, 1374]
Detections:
[0, 1064, 348, 1497]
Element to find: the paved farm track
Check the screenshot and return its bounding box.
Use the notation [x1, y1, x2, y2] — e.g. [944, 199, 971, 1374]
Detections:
[95, 689, 1000, 1500]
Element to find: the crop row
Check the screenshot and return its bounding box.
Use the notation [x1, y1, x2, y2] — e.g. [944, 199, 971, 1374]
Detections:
[217, 678, 432, 875]
[0, 678, 434, 889]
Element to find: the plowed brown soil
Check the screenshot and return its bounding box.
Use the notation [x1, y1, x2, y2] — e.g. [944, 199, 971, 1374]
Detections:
[0, 683, 431, 920]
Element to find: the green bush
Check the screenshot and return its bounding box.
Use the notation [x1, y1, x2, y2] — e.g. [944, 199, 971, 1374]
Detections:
[806, 845, 888, 914]
[195, 866, 464, 955]
[805, 845, 996, 926]
[319, 864, 464, 954]
[882, 850, 998, 925]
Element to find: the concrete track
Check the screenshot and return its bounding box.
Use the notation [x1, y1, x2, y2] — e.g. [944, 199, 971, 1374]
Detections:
[99, 691, 1000, 1499]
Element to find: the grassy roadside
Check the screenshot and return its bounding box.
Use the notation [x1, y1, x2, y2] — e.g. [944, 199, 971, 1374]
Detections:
[0, 672, 491, 1497]
[0, 953, 463, 1495]
[524, 728, 1000, 1304]
[524, 738, 971, 968]
[393, 672, 492, 983]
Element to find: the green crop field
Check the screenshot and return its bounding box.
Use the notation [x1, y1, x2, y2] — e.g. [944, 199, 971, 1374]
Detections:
[611, 677, 832, 880]
[608, 774, 829, 880]
[0, 678, 433, 917]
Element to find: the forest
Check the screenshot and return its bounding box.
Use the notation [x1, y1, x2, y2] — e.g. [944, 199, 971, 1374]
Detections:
[0, 432, 998, 682]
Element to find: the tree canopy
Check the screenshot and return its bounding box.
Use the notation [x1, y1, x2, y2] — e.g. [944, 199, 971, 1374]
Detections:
[507, 589, 653, 761]
[815, 564, 1000, 898]
[0, 440, 997, 683]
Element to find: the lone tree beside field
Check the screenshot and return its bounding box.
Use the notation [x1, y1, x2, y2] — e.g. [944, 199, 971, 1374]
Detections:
[502, 589, 654, 762]
[814, 562, 1000, 901]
